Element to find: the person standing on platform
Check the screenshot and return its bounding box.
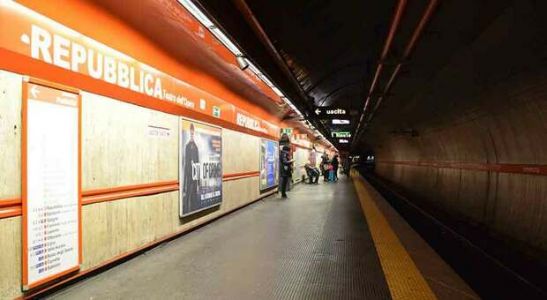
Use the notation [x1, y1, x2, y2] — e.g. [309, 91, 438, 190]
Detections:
[320, 154, 330, 182]
[332, 154, 339, 181]
[279, 145, 294, 198]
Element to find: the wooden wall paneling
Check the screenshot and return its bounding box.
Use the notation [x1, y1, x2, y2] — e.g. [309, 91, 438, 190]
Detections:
[222, 128, 260, 174]
[82, 92, 179, 190]
[0, 217, 21, 300]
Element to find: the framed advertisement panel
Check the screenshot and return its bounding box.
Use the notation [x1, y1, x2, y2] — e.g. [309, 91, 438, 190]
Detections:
[179, 118, 223, 217]
[22, 78, 82, 290]
[259, 139, 279, 191]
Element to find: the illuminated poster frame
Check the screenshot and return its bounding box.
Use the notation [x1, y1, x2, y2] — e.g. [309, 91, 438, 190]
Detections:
[179, 117, 223, 217]
[259, 139, 279, 192]
[21, 78, 82, 290]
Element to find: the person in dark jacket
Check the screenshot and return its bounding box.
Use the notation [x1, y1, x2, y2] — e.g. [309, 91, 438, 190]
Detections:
[279, 145, 293, 198]
[182, 123, 200, 214]
[332, 154, 339, 181]
[320, 154, 330, 182]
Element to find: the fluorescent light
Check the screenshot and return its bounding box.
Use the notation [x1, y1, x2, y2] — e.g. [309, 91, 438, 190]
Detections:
[210, 28, 242, 55]
[177, 0, 310, 126]
[332, 119, 350, 125]
[271, 87, 284, 97]
[177, 0, 214, 28]
[236, 55, 249, 70]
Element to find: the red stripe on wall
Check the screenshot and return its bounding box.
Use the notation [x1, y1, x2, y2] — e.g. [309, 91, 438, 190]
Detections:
[377, 160, 547, 176]
[0, 171, 262, 219]
[0, 197, 21, 208]
[222, 171, 260, 179]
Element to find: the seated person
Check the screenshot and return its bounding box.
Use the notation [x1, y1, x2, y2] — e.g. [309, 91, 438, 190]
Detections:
[304, 163, 320, 184]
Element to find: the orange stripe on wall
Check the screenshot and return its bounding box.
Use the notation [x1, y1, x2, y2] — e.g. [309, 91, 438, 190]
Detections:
[0, 49, 280, 141]
[0, 206, 21, 219]
[0, 171, 263, 219]
[222, 171, 260, 179]
[10, 0, 283, 129]
[0, 198, 21, 208]
[82, 180, 179, 197]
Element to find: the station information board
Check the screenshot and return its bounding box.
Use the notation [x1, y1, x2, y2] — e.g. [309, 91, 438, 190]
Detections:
[22, 81, 81, 290]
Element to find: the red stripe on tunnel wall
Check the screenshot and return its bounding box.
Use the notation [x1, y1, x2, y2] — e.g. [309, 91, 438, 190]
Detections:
[377, 160, 547, 176]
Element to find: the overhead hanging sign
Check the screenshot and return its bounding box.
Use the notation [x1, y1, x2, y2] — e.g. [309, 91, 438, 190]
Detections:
[0, 1, 279, 138]
[179, 118, 223, 217]
[314, 106, 348, 119]
[332, 119, 350, 125]
[23, 81, 81, 290]
[331, 131, 351, 138]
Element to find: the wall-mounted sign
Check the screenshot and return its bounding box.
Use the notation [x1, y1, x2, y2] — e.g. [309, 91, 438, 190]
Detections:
[338, 139, 349, 143]
[23, 81, 81, 290]
[332, 119, 350, 125]
[147, 125, 171, 138]
[179, 118, 223, 217]
[0, 1, 280, 138]
[314, 106, 347, 118]
[212, 106, 221, 118]
[280, 128, 293, 137]
[331, 131, 351, 138]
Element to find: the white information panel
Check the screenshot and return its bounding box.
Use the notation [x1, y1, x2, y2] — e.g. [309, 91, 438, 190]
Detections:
[23, 82, 80, 289]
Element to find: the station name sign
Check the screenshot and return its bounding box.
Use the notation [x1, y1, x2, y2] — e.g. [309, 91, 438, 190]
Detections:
[314, 106, 347, 118]
[0, 1, 280, 138]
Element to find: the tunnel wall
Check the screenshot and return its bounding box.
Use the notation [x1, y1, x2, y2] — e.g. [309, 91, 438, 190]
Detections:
[372, 1, 546, 273]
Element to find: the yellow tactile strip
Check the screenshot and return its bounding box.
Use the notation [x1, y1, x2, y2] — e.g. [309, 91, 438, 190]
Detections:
[352, 173, 437, 300]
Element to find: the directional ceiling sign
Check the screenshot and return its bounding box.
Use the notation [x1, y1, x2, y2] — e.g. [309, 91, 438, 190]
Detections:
[332, 131, 351, 138]
[332, 119, 350, 125]
[314, 106, 348, 119]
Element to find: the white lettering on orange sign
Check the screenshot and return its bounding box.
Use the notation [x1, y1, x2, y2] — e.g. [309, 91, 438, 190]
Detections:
[29, 24, 164, 100]
[236, 112, 267, 133]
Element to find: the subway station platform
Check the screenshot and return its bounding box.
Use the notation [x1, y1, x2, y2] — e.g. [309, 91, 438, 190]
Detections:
[46, 177, 477, 300]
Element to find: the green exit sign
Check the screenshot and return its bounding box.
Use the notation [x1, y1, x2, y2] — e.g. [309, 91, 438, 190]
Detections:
[332, 131, 351, 138]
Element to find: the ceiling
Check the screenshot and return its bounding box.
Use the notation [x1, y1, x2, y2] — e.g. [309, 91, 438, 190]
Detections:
[194, 0, 515, 152]
[94, 0, 517, 152]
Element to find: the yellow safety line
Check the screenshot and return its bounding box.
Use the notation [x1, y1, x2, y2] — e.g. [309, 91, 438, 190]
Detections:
[352, 173, 437, 300]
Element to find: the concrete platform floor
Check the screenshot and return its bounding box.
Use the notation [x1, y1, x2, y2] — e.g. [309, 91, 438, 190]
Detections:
[48, 178, 392, 299]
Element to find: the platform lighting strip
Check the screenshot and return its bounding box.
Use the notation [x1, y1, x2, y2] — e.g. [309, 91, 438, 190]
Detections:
[177, 0, 337, 150]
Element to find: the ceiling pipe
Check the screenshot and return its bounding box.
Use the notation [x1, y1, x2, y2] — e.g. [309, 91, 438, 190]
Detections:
[367, 0, 439, 123]
[231, 0, 330, 137]
[353, 0, 439, 146]
[353, 0, 407, 143]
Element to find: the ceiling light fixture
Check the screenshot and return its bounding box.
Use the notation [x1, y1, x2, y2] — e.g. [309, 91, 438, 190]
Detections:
[236, 55, 249, 70]
[177, 1, 337, 151]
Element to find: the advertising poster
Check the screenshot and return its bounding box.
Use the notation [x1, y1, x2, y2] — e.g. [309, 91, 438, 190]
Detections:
[259, 139, 279, 191]
[23, 82, 81, 289]
[179, 118, 223, 217]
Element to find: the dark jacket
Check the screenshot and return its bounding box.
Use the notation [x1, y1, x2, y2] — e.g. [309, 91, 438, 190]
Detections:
[332, 156, 339, 168]
[183, 140, 200, 214]
[280, 149, 292, 177]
